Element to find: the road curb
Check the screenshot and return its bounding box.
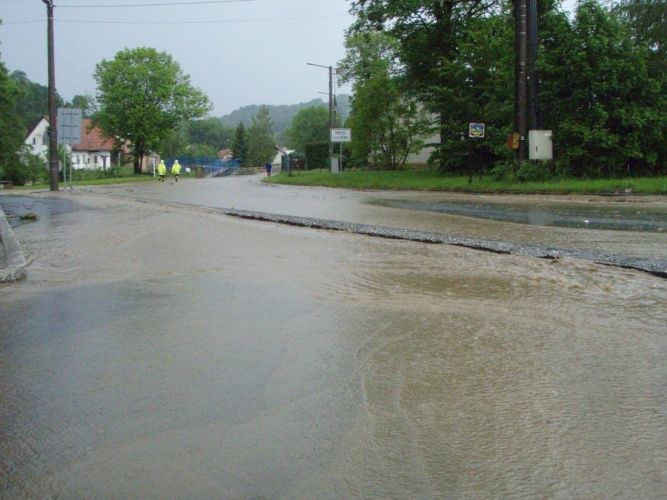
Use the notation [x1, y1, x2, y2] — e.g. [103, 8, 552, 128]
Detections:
[0, 205, 27, 282]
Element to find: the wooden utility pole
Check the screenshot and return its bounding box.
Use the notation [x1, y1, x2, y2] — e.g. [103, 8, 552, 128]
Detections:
[43, 0, 58, 191]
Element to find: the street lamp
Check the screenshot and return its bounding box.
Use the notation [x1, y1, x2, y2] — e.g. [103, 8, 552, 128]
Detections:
[307, 62, 335, 172]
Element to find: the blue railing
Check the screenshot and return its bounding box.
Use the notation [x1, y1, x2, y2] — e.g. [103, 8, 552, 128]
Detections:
[165, 157, 240, 177]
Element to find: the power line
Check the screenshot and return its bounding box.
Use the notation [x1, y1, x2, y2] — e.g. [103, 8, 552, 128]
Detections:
[57, 0, 255, 6]
[57, 0, 254, 6]
[2, 14, 348, 25]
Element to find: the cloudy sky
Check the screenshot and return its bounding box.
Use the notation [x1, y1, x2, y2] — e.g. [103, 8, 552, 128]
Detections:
[0, 0, 356, 116]
[1, 0, 577, 117]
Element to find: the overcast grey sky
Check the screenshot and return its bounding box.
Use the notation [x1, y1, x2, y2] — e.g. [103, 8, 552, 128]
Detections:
[0, 0, 356, 116]
[1, 0, 578, 117]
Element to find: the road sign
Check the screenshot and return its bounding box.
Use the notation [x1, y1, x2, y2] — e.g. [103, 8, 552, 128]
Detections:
[469, 122, 485, 138]
[57, 108, 82, 145]
[330, 128, 352, 143]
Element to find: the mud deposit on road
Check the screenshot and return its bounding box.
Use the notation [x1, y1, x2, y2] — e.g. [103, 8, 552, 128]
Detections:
[1, 192, 665, 498]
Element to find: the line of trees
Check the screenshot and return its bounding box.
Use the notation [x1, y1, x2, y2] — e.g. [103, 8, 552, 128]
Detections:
[341, 0, 667, 178]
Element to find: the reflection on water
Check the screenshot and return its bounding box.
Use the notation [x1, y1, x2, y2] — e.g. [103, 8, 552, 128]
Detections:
[1, 193, 665, 498]
[375, 199, 667, 232]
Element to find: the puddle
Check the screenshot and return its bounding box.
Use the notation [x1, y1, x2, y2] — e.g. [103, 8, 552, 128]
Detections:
[0, 196, 83, 228]
[372, 199, 667, 232]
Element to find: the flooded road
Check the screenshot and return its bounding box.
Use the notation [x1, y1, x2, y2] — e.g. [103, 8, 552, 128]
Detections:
[1, 186, 666, 498]
[86, 176, 667, 262]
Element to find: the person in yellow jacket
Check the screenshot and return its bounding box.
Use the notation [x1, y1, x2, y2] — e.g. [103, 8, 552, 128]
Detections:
[171, 159, 181, 182]
[157, 160, 166, 182]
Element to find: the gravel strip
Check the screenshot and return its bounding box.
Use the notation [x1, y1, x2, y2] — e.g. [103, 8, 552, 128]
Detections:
[223, 208, 667, 279]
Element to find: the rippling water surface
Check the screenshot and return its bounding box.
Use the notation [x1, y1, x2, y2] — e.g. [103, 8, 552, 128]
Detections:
[1, 191, 665, 498]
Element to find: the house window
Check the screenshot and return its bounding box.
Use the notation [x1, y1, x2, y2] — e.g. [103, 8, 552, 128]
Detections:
[42, 134, 48, 145]
[33, 137, 36, 145]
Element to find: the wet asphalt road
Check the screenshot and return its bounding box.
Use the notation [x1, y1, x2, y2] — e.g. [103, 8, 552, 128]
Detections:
[1, 179, 666, 498]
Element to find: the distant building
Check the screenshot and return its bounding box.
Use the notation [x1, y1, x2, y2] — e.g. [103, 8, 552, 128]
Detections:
[25, 117, 159, 172]
[218, 149, 233, 161]
[71, 118, 119, 170]
[24, 116, 50, 159]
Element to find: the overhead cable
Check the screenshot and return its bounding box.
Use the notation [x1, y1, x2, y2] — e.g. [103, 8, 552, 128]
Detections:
[57, 0, 255, 7]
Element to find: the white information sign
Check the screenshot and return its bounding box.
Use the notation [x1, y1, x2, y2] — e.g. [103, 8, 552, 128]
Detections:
[330, 128, 352, 143]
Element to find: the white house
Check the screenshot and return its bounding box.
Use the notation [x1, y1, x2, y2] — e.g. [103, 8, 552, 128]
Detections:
[24, 116, 50, 159]
[70, 118, 119, 170]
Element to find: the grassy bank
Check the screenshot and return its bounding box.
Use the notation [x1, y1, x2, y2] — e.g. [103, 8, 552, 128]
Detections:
[265, 169, 667, 195]
[15, 174, 173, 189]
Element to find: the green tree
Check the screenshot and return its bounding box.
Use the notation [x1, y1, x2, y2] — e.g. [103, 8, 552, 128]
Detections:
[339, 31, 431, 169]
[539, 0, 664, 176]
[231, 122, 248, 165]
[188, 118, 234, 150]
[11, 70, 64, 128]
[186, 143, 218, 157]
[93, 47, 211, 174]
[285, 106, 329, 153]
[159, 125, 189, 158]
[70, 94, 94, 117]
[246, 105, 275, 167]
[0, 62, 25, 184]
[18, 147, 48, 185]
[349, 0, 502, 171]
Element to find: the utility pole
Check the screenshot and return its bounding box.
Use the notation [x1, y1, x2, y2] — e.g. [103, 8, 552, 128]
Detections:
[308, 62, 335, 171]
[43, 0, 58, 191]
[527, 0, 539, 131]
[514, 0, 540, 165]
[514, 0, 528, 164]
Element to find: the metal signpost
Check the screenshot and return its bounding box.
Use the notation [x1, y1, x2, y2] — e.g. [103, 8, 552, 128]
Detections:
[330, 128, 351, 173]
[57, 108, 82, 189]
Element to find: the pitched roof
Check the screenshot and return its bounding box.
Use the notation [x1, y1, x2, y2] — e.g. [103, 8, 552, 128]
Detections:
[72, 118, 116, 152]
[25, 116, 49, 139]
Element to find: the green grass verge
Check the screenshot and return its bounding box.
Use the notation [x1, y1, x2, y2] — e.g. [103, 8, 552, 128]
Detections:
[264, 169, 667, 195]
[15, 174, 174, 189]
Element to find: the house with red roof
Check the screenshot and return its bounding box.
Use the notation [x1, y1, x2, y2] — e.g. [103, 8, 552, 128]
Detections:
[71, 118, 123, 170]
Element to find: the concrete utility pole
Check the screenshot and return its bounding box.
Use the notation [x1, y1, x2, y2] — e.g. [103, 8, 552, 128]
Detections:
[43, 0, 58, 191]
[307, 62, 334, 170]
[514, 0, 540, 164]
[514, 0, 528, 164]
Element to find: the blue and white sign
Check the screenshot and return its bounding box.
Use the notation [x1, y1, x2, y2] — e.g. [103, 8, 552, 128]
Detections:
[468, 122, 485, 138]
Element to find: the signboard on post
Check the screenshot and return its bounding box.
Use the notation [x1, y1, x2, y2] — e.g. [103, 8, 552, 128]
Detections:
[57, 108, 82, 145]
[330, 128, 352, 143]
[468, 122, 485, 138]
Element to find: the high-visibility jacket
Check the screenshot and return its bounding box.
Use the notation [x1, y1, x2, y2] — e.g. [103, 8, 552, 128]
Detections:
[157, 162, 166, 175]
[172, 163, 181, 175]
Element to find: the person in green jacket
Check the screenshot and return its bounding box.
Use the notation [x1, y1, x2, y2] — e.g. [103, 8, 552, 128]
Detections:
[171, 160, 181, 182]
[157, 160, 166, 182]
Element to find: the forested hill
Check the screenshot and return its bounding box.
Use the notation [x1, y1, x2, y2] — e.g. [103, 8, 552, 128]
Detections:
[219, 95, 350, 133]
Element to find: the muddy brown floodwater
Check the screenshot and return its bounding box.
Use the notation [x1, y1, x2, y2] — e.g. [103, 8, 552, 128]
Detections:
[1, 184, 666, 498]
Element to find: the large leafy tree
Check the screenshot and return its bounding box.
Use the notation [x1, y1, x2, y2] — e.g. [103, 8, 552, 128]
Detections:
[246, 105, 275, 167]
[339, 31, 431, 169]
[539, 0, 664, 176]
[0, 61, 25, 183]
[94, 47, 211, 174]
[285, 106, 329, 153]
[349, 0, 502, 171]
